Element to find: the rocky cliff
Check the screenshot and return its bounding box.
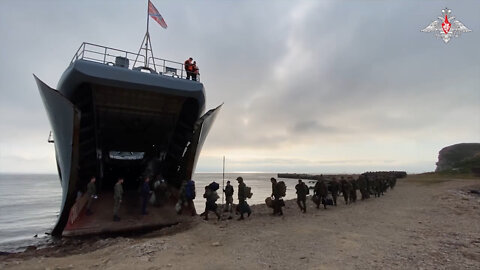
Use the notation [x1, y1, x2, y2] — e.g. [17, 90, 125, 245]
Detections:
[435, 143, 480, 173]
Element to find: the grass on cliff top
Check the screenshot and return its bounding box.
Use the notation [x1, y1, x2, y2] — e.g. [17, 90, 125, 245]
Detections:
[405, 172, 479, 185]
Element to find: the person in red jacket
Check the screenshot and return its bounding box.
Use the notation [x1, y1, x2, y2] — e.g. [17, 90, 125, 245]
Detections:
[184, 57, 193, 80]
[192, 61, 199, 81]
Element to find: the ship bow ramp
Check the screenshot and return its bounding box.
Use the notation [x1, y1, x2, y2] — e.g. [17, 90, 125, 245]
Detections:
[34, 47, 221, 236]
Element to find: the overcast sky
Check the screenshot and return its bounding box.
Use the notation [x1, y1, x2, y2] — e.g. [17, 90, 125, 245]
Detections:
[0, 0, 478, 174]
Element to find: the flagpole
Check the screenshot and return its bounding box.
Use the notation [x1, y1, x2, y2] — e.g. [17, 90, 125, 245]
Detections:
[222, 156, 225, 206]
[146, 0, 150, 35]
[145, 0, 150, 67]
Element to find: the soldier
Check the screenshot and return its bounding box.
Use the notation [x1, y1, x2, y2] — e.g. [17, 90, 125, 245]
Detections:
[223, 180, 234, 217]
[340, 177, 352, 204]
[113, 178, 124, 221]
[86, 176, 97, 215]
[236, 177, 251, 220]
[141, 176, 152, 215]
[380, 174, 387, 195]
[270, 178, 281, 215]
[203, 186, 221, 221]
[295, 179, 308, 213]
[270, 177, 277, 197]
[382, 175, 389, 194]
[389, 175, 397, 190]
[381, 179, 387, 194]
[153, 175, 168, 206]
[313, 179, 328, 209]
[184, 179, 196, 216]
[349, 177, 357, 203]
[357, 174, 368, 200]
[374, 175, 382, 197]
[329, 177, 340, 206]
[367, 173, 374, 197]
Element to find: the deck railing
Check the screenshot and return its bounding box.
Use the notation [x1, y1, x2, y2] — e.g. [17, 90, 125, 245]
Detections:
[70, 42, 199, 81]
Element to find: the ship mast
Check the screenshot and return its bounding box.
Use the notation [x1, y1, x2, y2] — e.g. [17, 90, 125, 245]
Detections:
[133, 0, 157, 71]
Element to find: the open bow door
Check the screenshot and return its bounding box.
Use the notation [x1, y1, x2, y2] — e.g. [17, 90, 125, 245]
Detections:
[181, 104, 223, 181]
[34, 75, 80, 236]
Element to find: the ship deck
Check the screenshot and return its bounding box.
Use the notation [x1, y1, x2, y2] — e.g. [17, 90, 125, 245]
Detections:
[63, 191, 190, 237]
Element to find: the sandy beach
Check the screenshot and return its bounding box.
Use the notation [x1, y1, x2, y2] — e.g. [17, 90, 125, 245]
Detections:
[1, 174, 480, 270]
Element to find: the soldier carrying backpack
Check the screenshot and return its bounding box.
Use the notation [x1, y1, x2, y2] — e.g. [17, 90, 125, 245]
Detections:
[313, 179, 328, 209]
[295, 179, 309, 213]
[236, 176, 252, 220]
[178, 179, 196, 216]
[203, 185, 221, 221]
[271, 178, 286, 216]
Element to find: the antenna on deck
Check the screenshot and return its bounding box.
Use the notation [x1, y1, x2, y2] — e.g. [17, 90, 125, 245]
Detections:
[133, 31, 157, 71]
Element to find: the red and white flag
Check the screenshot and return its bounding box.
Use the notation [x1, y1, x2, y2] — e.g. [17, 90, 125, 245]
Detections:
[148, 0, 168, 29]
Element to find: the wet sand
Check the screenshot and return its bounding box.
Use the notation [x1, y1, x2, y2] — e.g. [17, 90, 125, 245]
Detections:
[1, 174, 480, 270]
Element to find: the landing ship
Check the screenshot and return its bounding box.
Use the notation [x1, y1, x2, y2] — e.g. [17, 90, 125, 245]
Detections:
[35, 42, 221, 236]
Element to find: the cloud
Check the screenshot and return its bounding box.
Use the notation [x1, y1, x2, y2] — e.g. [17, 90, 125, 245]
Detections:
[290, 120, 339, 134]
[0, 1, 479, 174]
[195, 155, 435, 174]
[202, 1, 479, 154]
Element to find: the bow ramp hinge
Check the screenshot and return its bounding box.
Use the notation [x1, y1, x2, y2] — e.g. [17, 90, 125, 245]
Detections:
[48, 131, 54, 143]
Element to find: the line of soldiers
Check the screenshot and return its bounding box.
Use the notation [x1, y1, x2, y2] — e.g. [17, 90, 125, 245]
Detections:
[85, 171, 399, 224]
[83, 175, 155, 222]
[112, 176, 153, 221]
[269, 172, 399, 214]
[330, 172, 397, 205]
[197, 172, 399, 221]
[81, 176, 122, 221]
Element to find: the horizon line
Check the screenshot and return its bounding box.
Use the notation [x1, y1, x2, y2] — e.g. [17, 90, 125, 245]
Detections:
[0, 170, 434, 175]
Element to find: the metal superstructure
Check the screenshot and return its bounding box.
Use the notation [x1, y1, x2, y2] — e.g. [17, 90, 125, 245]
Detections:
[70, 42, 198, 81]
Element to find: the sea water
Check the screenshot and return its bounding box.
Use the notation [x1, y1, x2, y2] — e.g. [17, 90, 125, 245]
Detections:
[0, 173, 300, 252]
[0, 174, 61, 252]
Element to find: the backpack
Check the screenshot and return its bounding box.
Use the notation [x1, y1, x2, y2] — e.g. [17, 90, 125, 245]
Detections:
[209, 181, 220, 191]
[276, 181, 286, 197]
[245, 186, 253, 198]
[206, 190, 219, 202]
[304, 183, 310, 195]
[185, 180, 196, 200]
[265, 197, 273, 208]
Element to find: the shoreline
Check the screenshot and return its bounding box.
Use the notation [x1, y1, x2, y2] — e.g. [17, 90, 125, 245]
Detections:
[2, 175, 480, 269]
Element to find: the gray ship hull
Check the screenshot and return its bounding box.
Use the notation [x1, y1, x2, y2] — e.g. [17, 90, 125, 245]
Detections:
[35, 49, 221, 236]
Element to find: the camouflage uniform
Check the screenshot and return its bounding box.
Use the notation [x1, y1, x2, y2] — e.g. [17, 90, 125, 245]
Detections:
[349, 178, 357, 203]
[203, 187, 220, 221]
[86, 180, 96, 214]
[271, 178, 283, 216]
[237, 177, 251, 220]
[314, 180, 328, 209]
[340, 178, 352, 204]
[389, 175, 397, 189]
[113, 180, 123, 221]
[295, 180, 308, 213]
[374, 176, 382, 197]
[223, 182, 234, 213]
[357, 175, 368, 200]
[365, 175, 372, 198]
[329, 178, 340, 206]
[381, 176, 389, 194]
